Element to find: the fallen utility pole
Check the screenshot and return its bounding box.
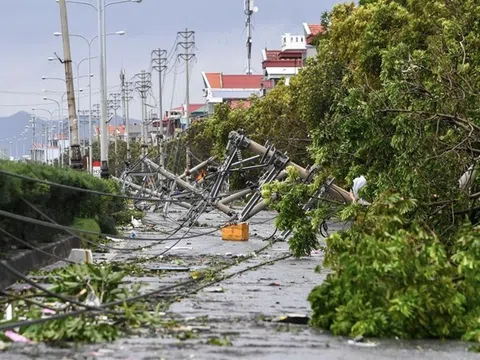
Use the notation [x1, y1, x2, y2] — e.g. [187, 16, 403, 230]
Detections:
[223, 131, 352, 222]
[143, 158, 234, 218]
[112, 176, 192, 210]
[57, 0, 82, 169]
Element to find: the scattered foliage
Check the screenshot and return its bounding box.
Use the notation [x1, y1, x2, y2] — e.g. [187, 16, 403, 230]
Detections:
[8, 263, 163, 343]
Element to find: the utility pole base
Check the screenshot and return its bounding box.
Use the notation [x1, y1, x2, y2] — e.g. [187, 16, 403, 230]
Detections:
[70, 145, 83, 170]
[101, 161, 110, 179]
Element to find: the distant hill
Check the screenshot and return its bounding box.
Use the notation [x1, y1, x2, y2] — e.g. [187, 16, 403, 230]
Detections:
[0, 112, 39, 157]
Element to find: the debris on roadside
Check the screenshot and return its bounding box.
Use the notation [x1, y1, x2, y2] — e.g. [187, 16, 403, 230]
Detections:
[106, 236, 123, 242]
[274, 313, 309, 325]
[145, 265, 190, 272]
[207, 336, 232, 346]
[4, 331, 32, 344]
[131, 216, 143, 228]
[347, 335, 378, 347]
[164, 246, 192, 251]
[204, 287, 225, 293]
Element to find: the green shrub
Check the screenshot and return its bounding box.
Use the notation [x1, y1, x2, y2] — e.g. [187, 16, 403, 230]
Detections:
[72, 218, 101, 247]
[0, 161, 125, 248]
[308, 193, 480, 341]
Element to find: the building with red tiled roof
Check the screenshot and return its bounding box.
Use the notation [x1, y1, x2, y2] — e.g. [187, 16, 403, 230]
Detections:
[303, 23, 325, 60]
[201, 72, 272, 113]
[303, 23, 324, 45]
[262, 22, 324, 87]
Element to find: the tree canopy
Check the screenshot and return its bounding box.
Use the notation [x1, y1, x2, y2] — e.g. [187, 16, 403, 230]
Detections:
[189, 0, 480, 343]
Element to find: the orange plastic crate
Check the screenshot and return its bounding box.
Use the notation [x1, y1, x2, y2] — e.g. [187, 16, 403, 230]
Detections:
[221, 222, 249, 241]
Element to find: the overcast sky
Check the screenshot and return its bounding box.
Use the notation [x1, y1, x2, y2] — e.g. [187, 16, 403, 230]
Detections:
[0, 0, 341, 119]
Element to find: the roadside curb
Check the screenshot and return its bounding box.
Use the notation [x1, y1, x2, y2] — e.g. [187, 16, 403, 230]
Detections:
[0, 236, 80, 290]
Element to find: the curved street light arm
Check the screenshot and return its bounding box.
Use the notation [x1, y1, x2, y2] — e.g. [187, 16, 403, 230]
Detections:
[63, 0, 97, 10]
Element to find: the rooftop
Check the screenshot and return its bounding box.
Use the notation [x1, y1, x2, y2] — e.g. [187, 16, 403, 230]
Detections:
[171, 104, 205, 113]
[303, 23, 325, 44]
[202, 72, 264, 89]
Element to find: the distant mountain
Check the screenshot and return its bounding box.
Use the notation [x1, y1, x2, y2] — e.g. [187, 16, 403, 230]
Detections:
[0, 112, 40, 157]
[0, 111, 36, 140]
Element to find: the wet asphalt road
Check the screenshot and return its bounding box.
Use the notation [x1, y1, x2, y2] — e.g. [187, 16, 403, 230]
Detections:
[1, 209, 478, 359]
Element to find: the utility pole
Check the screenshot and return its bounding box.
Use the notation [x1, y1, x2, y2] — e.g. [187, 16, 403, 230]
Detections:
[58, 0, 82, 169]
[134, 70, 152, 157]
[177, 28, 195, 174]
[244, 0, 258, 75]
[79, 110, 89, 157]
[98, 0, 109, 178]
[109, 92, 121, 162]
[151, 49, 167, 139]
[120, 69, 133, 161]
[92, 103, 100, 144]
[151, 49, 167, 168]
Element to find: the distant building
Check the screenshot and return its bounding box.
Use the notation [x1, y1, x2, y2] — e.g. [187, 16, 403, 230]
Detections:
[31, 134, 70, 164]
[262, 23, 324, 87]
[303, 23, 324, 61]
[201, 72, 273, 114]
[157, 104, 207, 137]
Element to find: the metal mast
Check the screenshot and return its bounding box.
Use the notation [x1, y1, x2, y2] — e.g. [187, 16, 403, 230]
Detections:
[177, 29, 195, 173]
[134, 70, 152, 156]
[244, 0, 258, 75]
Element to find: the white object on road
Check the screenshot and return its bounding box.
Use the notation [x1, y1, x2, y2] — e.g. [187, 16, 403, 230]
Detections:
[131, 216, 143, 228]
[68, 249, 93, 264]
[164, 246, 192, 250]
[106, 236, 122, 242]
[347, 340, 378, 347]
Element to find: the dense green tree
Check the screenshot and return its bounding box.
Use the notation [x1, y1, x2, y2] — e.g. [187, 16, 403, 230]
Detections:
[198, 0, 480, 343]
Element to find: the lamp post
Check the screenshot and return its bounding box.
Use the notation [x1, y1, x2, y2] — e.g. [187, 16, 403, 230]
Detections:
[53, 31, 124, 173]
[42, 77, 88, 166]
[29, 115, 36, 161]
[60, 0, 141, 178]
[8, 139, 12, 160]
[43, 98, 62, 165]
[32, 108, 60, 165]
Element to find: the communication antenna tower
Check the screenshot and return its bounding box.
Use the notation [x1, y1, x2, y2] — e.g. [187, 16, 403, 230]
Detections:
[245, 0, 259, 75]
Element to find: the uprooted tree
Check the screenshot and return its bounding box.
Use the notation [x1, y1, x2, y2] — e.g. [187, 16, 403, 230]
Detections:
[190, 0, 480, 343]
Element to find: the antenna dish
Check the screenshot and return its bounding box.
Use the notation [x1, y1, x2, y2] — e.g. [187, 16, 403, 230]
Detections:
[253, 6, 259, 12]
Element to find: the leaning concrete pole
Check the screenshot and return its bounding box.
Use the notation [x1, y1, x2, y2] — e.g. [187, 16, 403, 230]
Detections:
[58, 0, 82, 169]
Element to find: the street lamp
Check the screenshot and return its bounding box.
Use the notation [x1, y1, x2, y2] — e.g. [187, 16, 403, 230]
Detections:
[53, 30, 124, 173]
[43, 97, 64, 167]
[47, 56, 96, 157]
[59, 0, 141, 178]
[32, 108, 60, 165]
